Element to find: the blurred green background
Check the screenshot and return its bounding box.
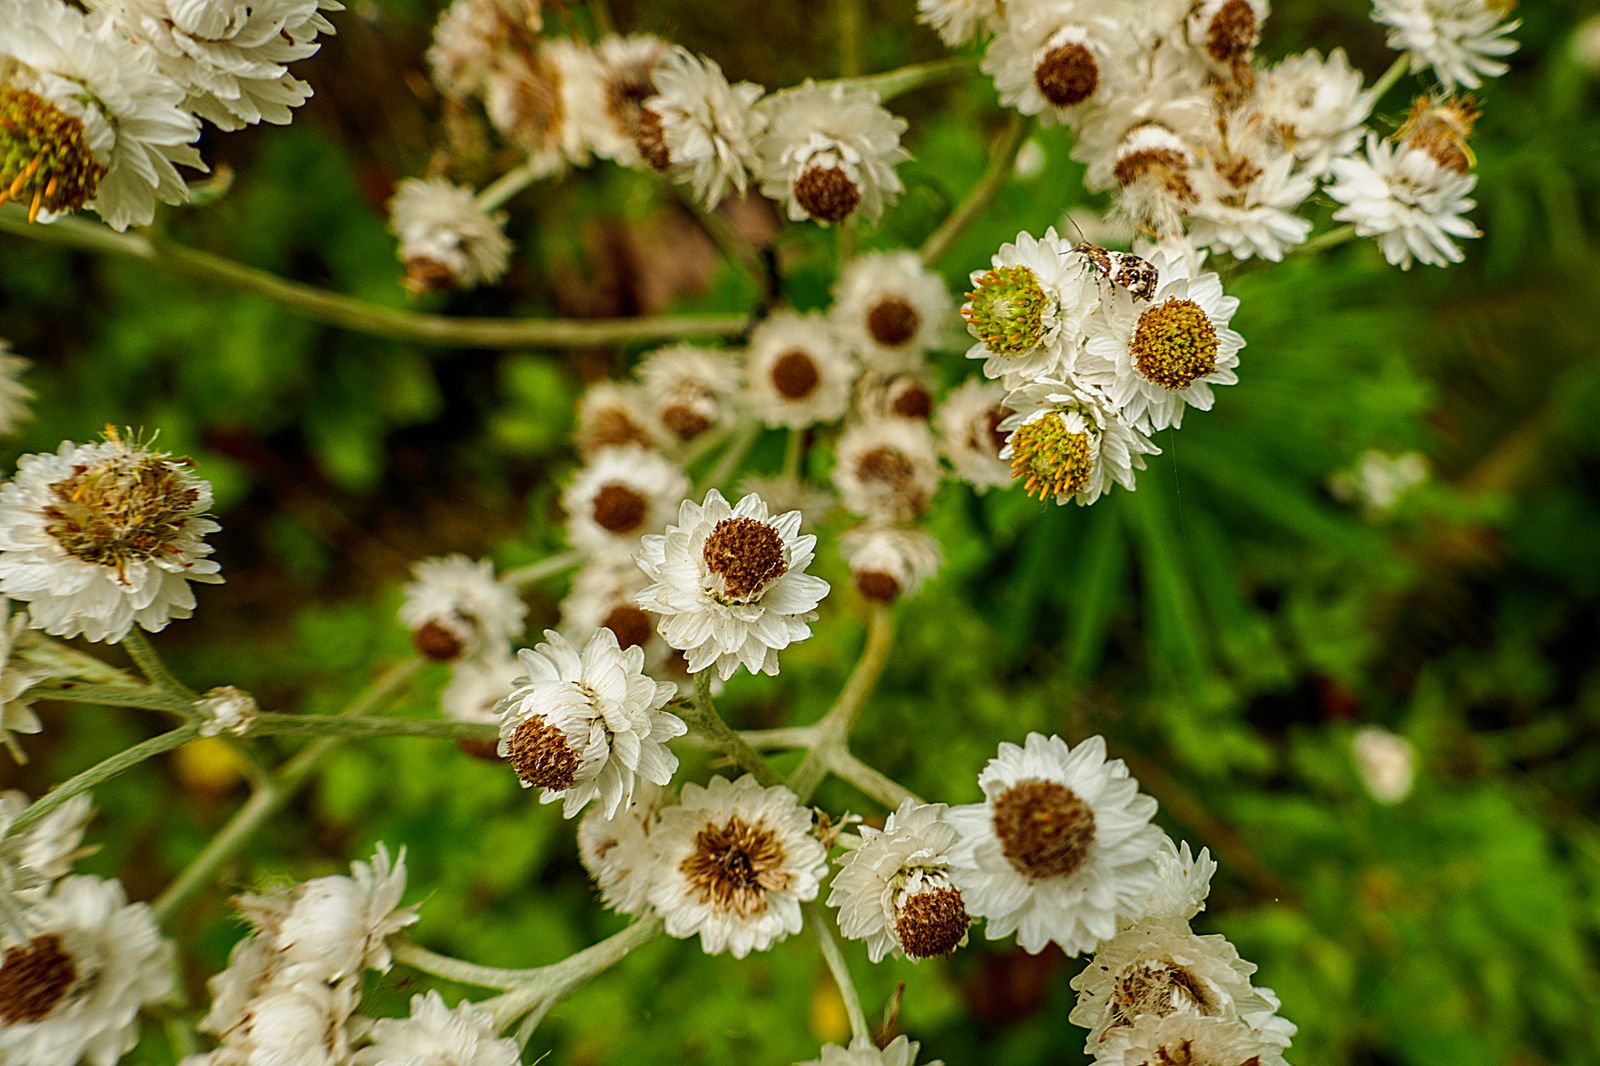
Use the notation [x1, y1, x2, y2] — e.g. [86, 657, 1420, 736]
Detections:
[3, 1, 1600, 1063]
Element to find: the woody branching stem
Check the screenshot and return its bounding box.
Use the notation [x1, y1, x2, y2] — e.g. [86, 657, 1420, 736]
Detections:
[683, 672, 785, 786]
[788, 606, 897, 802]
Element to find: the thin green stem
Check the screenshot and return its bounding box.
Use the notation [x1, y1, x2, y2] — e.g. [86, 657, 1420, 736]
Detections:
[392, 940, 535, 990]
[836, 0, 863, 77]
[475, 159, 546, 213]
[818, 57, 976, 103]
[1298, 223, 1360, 257]
[0, 211, 748, 350]
[738, 725, 818, 750]
[481, 916, 663, 1029]
[809, 905, 870, 1043]
[28, 682, 194, 717]
[501, 551, 583, 590]
[249, 713, 497, 742]
[122, 630, 199, 703]
[683, 672, 783, 786]
[1369, 53, 1411, 102]
[921, 114, 1031, 266]
[3, 724, 201, 841]
[782, 428, 804, 480]
[830, 750, 922, 810]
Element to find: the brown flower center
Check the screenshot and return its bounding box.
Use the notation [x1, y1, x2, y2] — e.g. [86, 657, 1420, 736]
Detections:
[867, 297, 920, 347]
[0, 85, 107, 222]
[1109, 960, 1217, 1031]
[591, 482, 649, 534]
[633, 106, 672, 171]
[794, 165, 861, 223]
[702, 517, 787, 603]
[1204, 0, 1259, 66]
[603, 603, 655, 649]
[492, 59, 565, 152]
[660, 401, 712, 440]
[771, 350, 821, 400]
[42, 450, 203, 578]
[0, 934, 77, 1025]
[679, 814, 792, 917]
[413, 619, 466, 661]
[585, 407, 657, 452]
[1131, 298, 1219, 390]
[984, 406, 1012, 456]
[890, 383, 933, 420]
[853, 569, 902, 603]
[1034, 41, 1100, 108]
[856, 446, 915, 488]
[894, 885, 969, 959]
[1113, 148, 1199, 205]
[506, 715, 580, 790]
[402, 255, 458, 294]
[992, 778, 1096, 880]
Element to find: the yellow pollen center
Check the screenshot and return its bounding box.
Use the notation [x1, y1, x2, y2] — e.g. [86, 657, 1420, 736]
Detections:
[0, 85, 106, 222]
[1131, 298, 1219, 390]
[1007, 414, 1094, 502]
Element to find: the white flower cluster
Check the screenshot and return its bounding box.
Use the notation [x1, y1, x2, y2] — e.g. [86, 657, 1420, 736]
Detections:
[1, 0, 337, 231]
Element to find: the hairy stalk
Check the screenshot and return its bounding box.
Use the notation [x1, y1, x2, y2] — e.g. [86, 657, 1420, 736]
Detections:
[502, 550, 584, 590]
[29, 681, 195, 717]
[788, 607, 896, 801]
[1298, 223, 1359, 257]
[151, 659, 422, 926]
[683, 672, 784, 786]
[920, 114, 1031, 265]
[0, 210, 748, 350]
[1368, 53, 1411, 102]
[809, 904, 871, 1043]
[3, 724, 202, 841]
[818, 57, 976, 102]
[123, 630, 199, 704]
[475, 159, 547, 212]
[830, 749, 923, 810]
[480, 916, 664, 1029]
[738, 725, 818, 750]
[250, 713, 498, 742]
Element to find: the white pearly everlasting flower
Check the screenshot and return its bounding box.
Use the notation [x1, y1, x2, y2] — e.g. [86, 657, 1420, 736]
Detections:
[482, 37, 591, 174]
[963, 227, 1100, 388]
[799, 1035, 944, 1066]
[756, 82, 908, 225]
[829, 800, 970, 962]
[634, 489, 830, 680]
[0, 791, 91, 938]
[91, 0, 339, 131]
[195, 969, 357, 1066]
[494, 628, 681, 818]
[1258, 49, 1372, 180]
[1188, 141, 1315, 262]
[832, 251, 954, 373]
[832, 418, 943, 523]
[387, 178, 512, 294]
[1080, 249, 1243, 431]
[563, 445, 690, 564]
[839, 527, 943, 604]
[1, 0, 202, 230]
[997, 380, 1159, 506]
[1372, 0, 1518, 91]
[0, 601, 45, 762]
[1185, 0, 1269, 77]
[0, 875, 174, 1066]
[947, 733, 1165, 955]
[238, 844, 419, 984]
[857, 370, 938, 424]
[577, 787, 662, 916]
[918, 0, 1000, 47]
[935, 378, 1015, 493]
[648, 775, 826, 958]
[638, 48, 766, 207]
[1136, 837, 1217, 927]
[581, 33, 670, 167]
[398, 555, 527, 662]
[1352, 725, 1416, 804]
[0, 342, 33, 437]
[1089, 1012, 1277, 1066]
[982, 1, 1128, 127]
[744, 311, 858, 430]
[0, 435, 222, 644]
[195, 686, 258, 738]
[575, 380, 669, 456]
[1328, 125, 1480, 270]
[352, 991, 519, 1066]
[426, 0, 541, 101]
[635, 345, 743, 443]
[1070, 47, 1210, 193]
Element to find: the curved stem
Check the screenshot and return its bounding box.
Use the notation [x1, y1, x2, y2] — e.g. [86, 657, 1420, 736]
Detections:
[481, 916, 664, 1029]
[1368, 53, 1411, 102]
[249, 713, 497, 742]
[920, 113, 1031, 266]
[3, 724, 201, 841]
[809, 905, 870, 1043]
[788, 607, 896, 801]
[683, 672, 783, 786]
[0, 211, 748, 350]
[738, 725, 818, 751]
[829, 750, 922, 810]
[122, 630, 199, 704]
[29, 682, 194, 717]
[1297, 223, 1359, 257]
[502, 550, 583, 590]
[475, 159, 546, 212]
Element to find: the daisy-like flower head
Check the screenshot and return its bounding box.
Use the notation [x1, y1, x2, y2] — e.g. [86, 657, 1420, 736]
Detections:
[800, 1034, 944, 1066]
[833, 251, 954, 372]
[1089, 1011, 1277, 1066]
[1080, 250, 1243, 431]
[0, 601, 46, 763]
[91, 0, 339, 132]
[0, 342, 34, 438]
[648, 775, 826, 958]
[483, 37, 589, 173]
[387, 178, 511, 294]
[563, 445, 690, 563]
[998, 380, 1158, 506]
[352, 991, 520, 1066]
[1107, 123, 1204, 237]
[1327, 120, 1479, 270]
[1187, 127, 1315, 262]
[832, 418, 943, 523]
[575, 381, 668, 456]
[635, 489, 830, 680]
[577, 785, 662, 916]
[1186, 0, 1268, 79]
[561, 560, 665, 670]
[199, 966, 357, 1066]
[494, 628, 681, 817]
[1372, 0, 1519, 91]
[1070, 920, 1279, 1053]
[829, 800, 970, 961]
[638, 48, 766, 206]
[579, 33, 669, 167]
[426, 0, 541, 100]
[744, 311, 858, 429]
[1, 0, 202, 231]
[1258, 49, 1372, 180]
[1071, 48, 1211, 193]
[756, 82, 909, 225]
[935, 378, 1015, 493]
[1352, 724, 1416, 803]
[839, 526, 943, 605]
[947, 733, 1165, 955]
[241, 843, 419, 984]
[0, 433, 222, 644]
[918, 0, 1000, 48]
[982, 1, 1126, 126]
[441, 652, 519, 760]
[0, 875, 174, 1066]
[398, 555, 526, 662]
[635, 345, 742, 443]
[962, 227, 1099, 387]
[856, 371, 936, 424]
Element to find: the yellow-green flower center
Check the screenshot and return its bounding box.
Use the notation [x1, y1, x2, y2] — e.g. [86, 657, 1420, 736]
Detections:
[42, 446, 202, 577]
[1008, 413, 1093, 502]
[1131, 298, 1218, 390]
[963, 265, 1051, 357]
[0, 85, 105, 222]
